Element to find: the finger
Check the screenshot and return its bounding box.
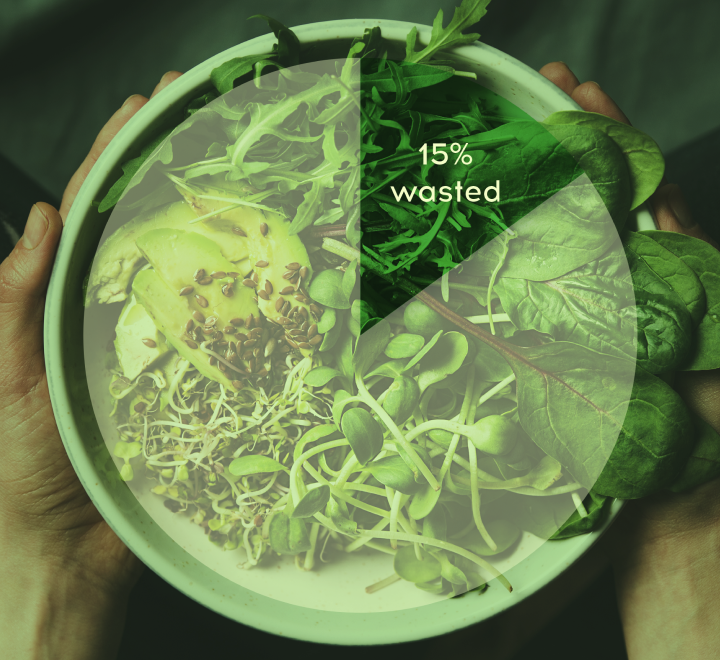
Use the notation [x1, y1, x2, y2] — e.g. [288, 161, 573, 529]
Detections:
[150, 70, 183, 99]
[59, 95, 149, 223]
[649, 183, 719, 249]
[539, 61, 581, 97]
[570, 81, 631, 125]
[0, 203, 63, 388]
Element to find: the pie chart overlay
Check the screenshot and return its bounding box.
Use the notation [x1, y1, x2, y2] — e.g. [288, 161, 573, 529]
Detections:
[82, 58, 642, 612]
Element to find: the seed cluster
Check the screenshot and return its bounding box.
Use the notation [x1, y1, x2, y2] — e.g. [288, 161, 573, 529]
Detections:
[143, 224, 326, 391]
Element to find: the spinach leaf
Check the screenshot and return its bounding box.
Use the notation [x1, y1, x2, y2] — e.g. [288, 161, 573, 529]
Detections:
[497, 236, 696, 373]
[592, 366, 695, 498]
[541, 123, 632, 230]
[495, 338, 693, 497]
[550, 491, 611, 540]
[624, 232, 706, 326]
[641, 230, 720, 371]
[668, 415, 720, 493]
[544, 111, 665, 210]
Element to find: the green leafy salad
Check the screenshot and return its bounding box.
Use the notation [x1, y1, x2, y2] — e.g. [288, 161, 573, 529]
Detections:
[85, 0, 720, 599]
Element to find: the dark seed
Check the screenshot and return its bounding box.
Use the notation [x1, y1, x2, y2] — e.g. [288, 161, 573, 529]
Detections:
[223, 325, 235, 334]
[309, 304, 322, 316]
[232, 226, 247, 237]
[230, 317, 244, 327]
[185, 319, 194, 333]
[209, 356, 217, 367]
[278, 317, 291, 325]
[214, 331, 223, 340]
[264, 280, 273, 295]
[227, 272, 239, 278]
[232, 380, 244, 390]
[285, 262, 301, 270]
[280, 285, 294, 295]
[185, 339, 198, 349]
[300, 308, 309, 321]
[286, 337, 299, 349]
[195, 294, 209, 308]
[217, 341, 228, 348]
[257, 290, 269, 301]
[179, 286, 194, 296]
[294, 294, 308, 303]
[218, 361, 227, 372]
[191, 311, 204, 324]
[244, 339, 257, 348]
[299, 266, 309, 279]
[260, 223, 268, 236]
[249, 328, 263, 339]
[247, 358, 256, 371]
[193, 268, 206, 282]
[222, 284, 234, 297]
[282, 271, 295, 280]
[290, 271, 300, 282]
[309, 335, 323, 346]
[246, 314, 254, 328]
[211, 271, 226, 279]
[251, 271, 260, 284]
[255, 260, 269, 268]
[274, 297, 284, 312]
[199, 276, 213, 285]
[142, 338, 157, 348]
[257, 368, 269, 377]
[280, 344, 291, 353]
[298, 342, 312, 349]
[202, 327, 214, 336]
[242, 279, 256, 288]
[242, 349, 254, 359]
[134, 402, 146, 413]
[253, 347, 261, 358]
[194, 327, 205, 341]
[225, 348, 235, 361]
[308, 324, 318, 339]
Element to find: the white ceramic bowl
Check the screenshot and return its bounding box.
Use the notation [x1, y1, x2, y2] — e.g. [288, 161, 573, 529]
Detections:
[45, 18, 625, 645]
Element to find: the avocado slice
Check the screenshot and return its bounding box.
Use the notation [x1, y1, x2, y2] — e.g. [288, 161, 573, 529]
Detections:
[132, 269, 238, 390]
[135, 228, 259, 337]
[88, 199, 249, 305]
[114, 293, 171, 380]
[182, 179, 319, 356]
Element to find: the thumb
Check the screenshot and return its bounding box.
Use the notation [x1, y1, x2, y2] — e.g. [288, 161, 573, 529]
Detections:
[650, 183, 719, 250]
[0, 202, 63, 388]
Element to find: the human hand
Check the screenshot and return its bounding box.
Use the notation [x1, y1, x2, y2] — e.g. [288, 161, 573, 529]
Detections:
[539, 61, 720, 660]
[0, 71, 182, 660]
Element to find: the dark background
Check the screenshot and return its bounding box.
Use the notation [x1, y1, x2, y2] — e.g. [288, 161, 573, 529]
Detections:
[1, 0, 718, 657]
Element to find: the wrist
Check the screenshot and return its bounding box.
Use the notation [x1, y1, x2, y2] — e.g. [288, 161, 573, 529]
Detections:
[0, 547, 136, 660]
[610, 486, 720, 659]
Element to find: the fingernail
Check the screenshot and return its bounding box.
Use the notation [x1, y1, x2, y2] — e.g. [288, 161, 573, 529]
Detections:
[588, 81, 602, 90]
[666, 184, 696, 228]
[122, 94, 141, 108]
[22, 204, 48, 250]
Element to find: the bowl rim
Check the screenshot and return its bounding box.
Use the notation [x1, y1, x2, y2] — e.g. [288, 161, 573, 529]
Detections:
[45, 17, 622, 645]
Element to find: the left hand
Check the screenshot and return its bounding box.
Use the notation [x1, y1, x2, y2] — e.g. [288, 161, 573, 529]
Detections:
[0, 71, 181, 660]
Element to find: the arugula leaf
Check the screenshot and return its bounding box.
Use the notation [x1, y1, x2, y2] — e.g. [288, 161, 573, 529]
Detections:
[405, 0, 492, 64]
